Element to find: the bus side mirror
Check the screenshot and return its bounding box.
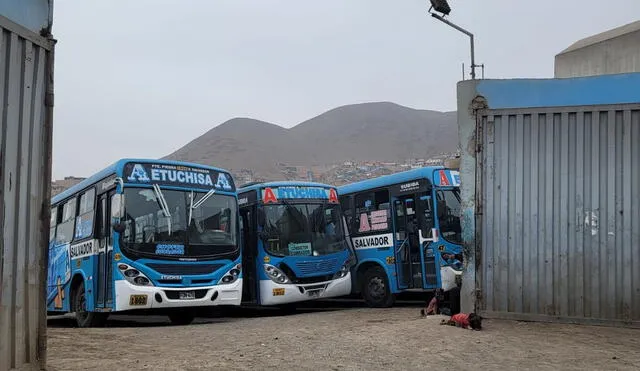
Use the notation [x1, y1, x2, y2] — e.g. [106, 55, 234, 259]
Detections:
[111, 194, 125, 219]
[257, 209, 265, 227]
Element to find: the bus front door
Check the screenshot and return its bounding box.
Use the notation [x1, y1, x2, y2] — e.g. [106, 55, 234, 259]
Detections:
[240, 208, 257, 303]
[95, 191, 115, 309]
[416, 193, 439, 290]
[392, 196, 421, 289]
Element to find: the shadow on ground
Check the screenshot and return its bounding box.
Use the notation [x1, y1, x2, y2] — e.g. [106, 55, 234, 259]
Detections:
[47, 294, 428, 328]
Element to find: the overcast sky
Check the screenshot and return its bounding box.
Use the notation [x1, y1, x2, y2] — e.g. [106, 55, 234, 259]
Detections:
[52, 0, 640, 178]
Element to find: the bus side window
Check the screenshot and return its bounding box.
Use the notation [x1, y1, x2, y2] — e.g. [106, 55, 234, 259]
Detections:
[75, 188, 96, 240]
[56, 198, 77, 245]
[339, 195, 353, 233]
[354, 190, 390, 235]
[49, 206, 57, 243]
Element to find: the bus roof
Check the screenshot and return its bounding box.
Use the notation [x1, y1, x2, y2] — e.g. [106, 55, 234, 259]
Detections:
[337, 166, 447, 195]
[238, 181, 336, 193]
[52, 158, 232, 205]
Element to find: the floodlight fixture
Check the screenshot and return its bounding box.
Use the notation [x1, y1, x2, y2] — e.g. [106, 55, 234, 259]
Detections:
[429, 0, 451, 16]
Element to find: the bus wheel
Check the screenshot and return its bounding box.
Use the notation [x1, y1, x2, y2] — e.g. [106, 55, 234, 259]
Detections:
[73, 281, 107, 328]
[168, 310, 196, 325]
[362, 266, 395, 308]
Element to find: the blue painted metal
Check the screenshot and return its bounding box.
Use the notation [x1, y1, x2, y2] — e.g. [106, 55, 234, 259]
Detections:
[0, 0, 52, 34]
[477, 73, 640, 110]
[338, 166, 445, 195]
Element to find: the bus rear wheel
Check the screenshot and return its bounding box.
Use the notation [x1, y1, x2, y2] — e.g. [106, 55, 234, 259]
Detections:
[73, 281, 107, 328]
[168, 309, 196, 325]
[361, 266, 395, 308]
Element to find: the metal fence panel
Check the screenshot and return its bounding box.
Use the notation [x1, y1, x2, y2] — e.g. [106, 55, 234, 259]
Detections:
[457, 76, 640, 327]
[0, 13, 54, 371]
[477, 106, 640, 325]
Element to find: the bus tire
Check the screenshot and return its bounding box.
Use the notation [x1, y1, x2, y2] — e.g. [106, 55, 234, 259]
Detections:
[168, 310, 196, 325]
[72, 281, 107, 328]
[361, 266, 395, 308]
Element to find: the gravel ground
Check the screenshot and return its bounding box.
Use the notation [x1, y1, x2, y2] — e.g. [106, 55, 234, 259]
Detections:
[46, 306, 640, 371]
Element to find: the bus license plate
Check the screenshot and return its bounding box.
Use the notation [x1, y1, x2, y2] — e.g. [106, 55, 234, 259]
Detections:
[129, 295, 148, 306]
[307, 290, 321, 298]
[179, 291, 196, 300]
[272, 288, 285, 296]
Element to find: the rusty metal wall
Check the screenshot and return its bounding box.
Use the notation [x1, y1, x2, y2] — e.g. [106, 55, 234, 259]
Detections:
[0, 10, 55, 371]
[457, 75, 640, 327]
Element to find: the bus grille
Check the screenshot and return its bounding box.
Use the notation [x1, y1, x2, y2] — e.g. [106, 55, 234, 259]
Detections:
[295, 258, 339, 275]
[146, 263, 224, 276]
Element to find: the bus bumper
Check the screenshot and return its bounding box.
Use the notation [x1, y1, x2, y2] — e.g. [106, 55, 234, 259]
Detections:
[114, 278, 243, 311]
[258, 273, 352, 306]
[441, 266, 462, 292]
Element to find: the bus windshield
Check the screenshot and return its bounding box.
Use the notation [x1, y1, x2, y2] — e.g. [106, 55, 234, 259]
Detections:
[120, 187, 237, 258]
[436, 188, 462, 244]
[260, 202, 346, 257]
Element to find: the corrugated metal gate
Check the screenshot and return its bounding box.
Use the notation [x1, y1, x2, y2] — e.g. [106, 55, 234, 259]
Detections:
[0, 8, 55, 371]
[475, 105, 640, 325]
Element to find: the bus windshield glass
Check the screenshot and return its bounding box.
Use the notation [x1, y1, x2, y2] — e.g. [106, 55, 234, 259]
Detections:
[260, 202, 346, 257]
[120, 188, 237, 258]
[436, 188, 462, 244]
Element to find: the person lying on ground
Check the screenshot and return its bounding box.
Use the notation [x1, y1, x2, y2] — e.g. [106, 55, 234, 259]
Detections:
[440, 312, 483, 330]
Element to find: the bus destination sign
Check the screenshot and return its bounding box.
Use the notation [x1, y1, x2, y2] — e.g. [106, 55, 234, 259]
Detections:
[261, 186, 339, 204]
[434, 170, 461, 187]
[123, 162, 235, 192]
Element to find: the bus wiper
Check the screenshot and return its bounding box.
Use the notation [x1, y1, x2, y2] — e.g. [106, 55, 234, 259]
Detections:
[188, 189, 216, 225]
[193, 189, 216, 209]
[153, 184, 172, 235]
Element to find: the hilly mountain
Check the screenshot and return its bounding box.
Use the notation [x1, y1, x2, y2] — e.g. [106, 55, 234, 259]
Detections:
[164, 102, 458, 180]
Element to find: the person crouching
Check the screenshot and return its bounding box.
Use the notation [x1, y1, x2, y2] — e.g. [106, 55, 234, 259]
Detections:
[420, 289, 444, 317]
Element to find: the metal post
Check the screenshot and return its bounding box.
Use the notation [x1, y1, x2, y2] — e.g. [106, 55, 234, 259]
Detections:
[430, 13, 477, 80]
[469, 33, 476, 80]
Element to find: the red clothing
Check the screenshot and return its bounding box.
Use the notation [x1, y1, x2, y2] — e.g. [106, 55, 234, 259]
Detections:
[450, 313, 470, 328]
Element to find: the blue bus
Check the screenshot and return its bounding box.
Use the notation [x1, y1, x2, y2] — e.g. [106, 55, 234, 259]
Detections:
[338, 167, 462, 308]
[47, 159, 241, 327]
[237, 182, 353, 307]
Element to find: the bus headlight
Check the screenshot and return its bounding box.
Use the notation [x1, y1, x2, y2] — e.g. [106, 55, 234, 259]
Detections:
[333, 256, 355, 279]
[219, 264, 242, 285]
[263, 264, 290, 284]
[333, 264, 350, 279]
[118, 264, 154, 286]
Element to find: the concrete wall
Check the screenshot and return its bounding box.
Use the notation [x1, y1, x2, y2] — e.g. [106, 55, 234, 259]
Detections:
[555, 30, 640, 78]
[457, 74, 640, 327]
[0, 2, 54, 370]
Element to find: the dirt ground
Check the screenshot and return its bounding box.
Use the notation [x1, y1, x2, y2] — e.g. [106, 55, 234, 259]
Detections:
[46, 305, 640, 371]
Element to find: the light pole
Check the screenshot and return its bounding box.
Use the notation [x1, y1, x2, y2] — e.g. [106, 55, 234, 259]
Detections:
[428, 0, 481, 80]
